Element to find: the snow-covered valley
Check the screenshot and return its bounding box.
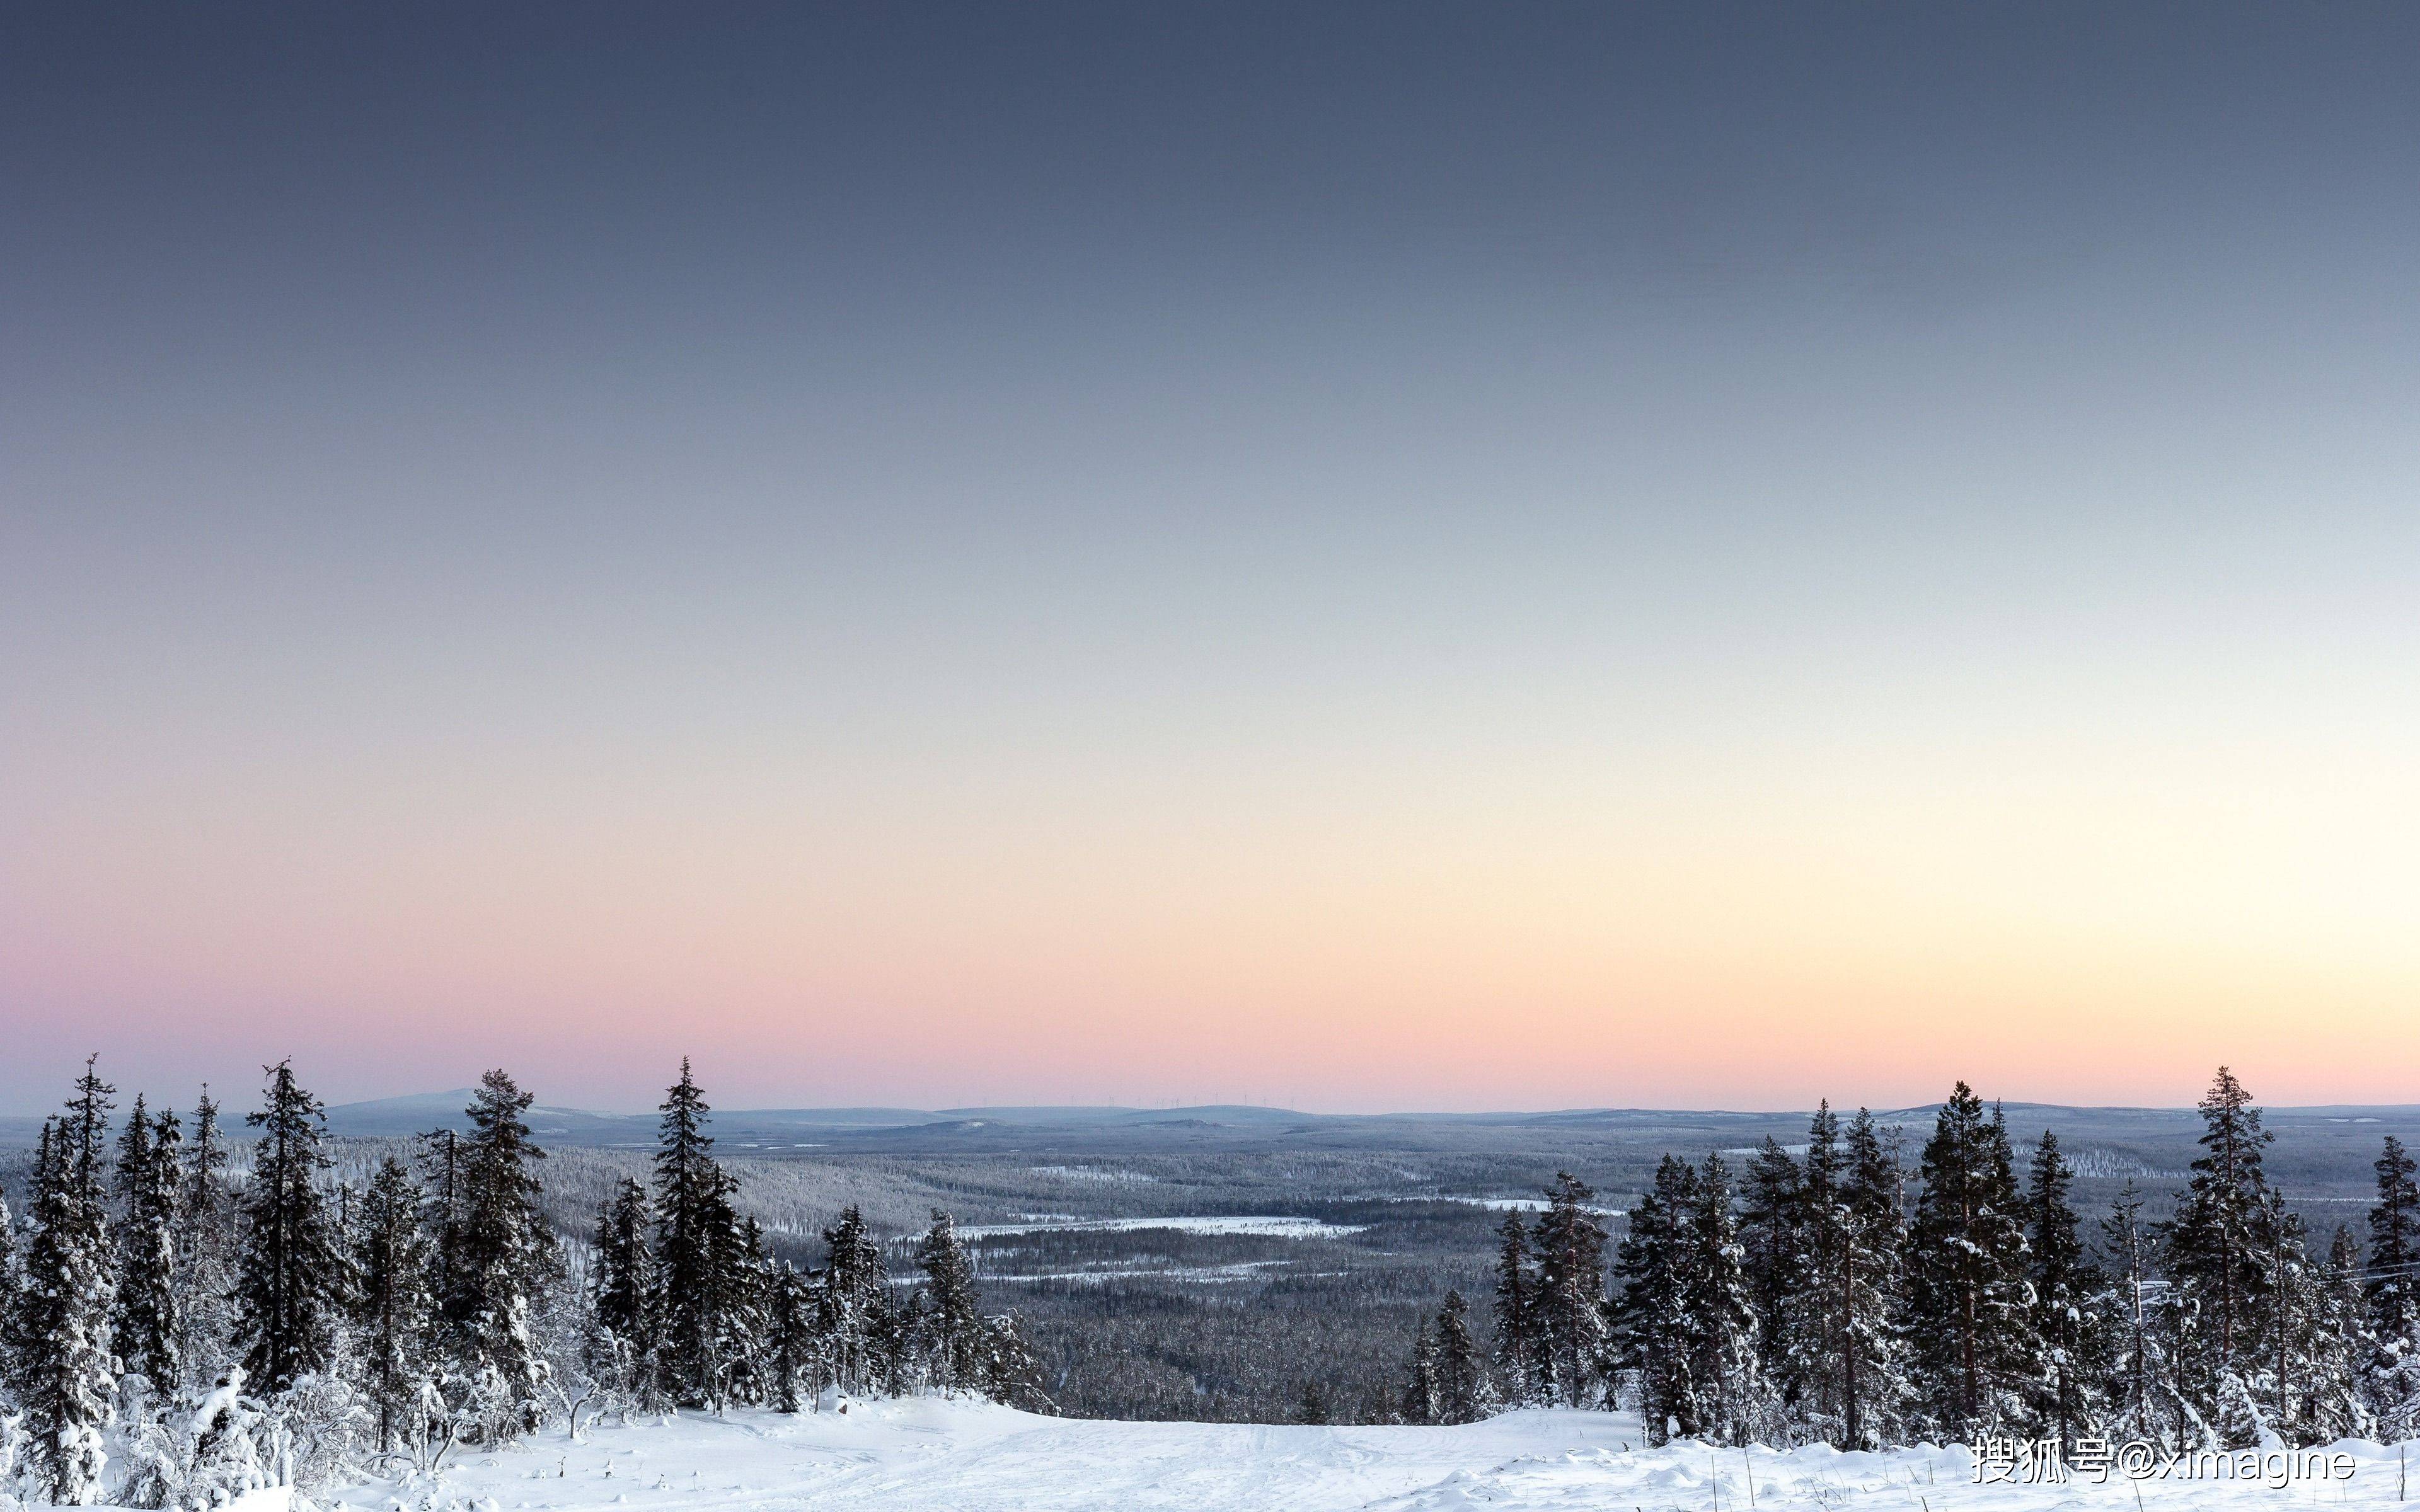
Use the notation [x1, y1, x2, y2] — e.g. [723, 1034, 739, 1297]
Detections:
[284, 1402, 2409, 1512]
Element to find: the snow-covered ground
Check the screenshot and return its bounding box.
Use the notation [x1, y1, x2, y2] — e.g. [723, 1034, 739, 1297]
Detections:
[297, 1402, 2414, 1512]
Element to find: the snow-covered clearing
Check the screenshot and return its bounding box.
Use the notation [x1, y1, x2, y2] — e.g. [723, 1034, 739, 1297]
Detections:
[278, 1402, 2411, 1512]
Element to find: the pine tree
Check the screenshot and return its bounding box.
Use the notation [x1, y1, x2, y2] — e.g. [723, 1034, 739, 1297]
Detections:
[1685, 1154, 1777, 1445]
[766, 1260, 818, 1412]
[1788, 1102, 1847, 1436]
[2162, 1066, 2274, 1428]
[1612, 1154, 1696, 1441]
[980, 1310, 1054, 1414]
[2098, 1179, 2184, 1446]
[1803, 1110, 1906, 1450]
[2365, 1134, 2420, 1435]
[2370, 1137, 2420, 1337]
[2305, 1226, 2375, 1443]
[873, 1286, 918, 1396]
[914, 1210, 985, 1392]
[715, 1211, 775, 1405]
[16, 1104, 121, 1505]
[2023, 1131, 2106, 1453]
[652, 1058, 729, 1407]
[1531, 1172, 1610, 1407]
[1738, 1136, 1809, 1417]
[178, 1085, 242, 1392]
[352, 1156, 439, 1453]
[1903, 1084, 2036, 1440]
[417, 1127, 466, 1326]
[1431, 1289, 1490, 1424]
[1490, 1213, 1538, 1406]
[115, 1096, 184, 1399]
[589, 1177, 659, 1404]
[818, 1204, 890, 1397]
[1399, 1315, 1440, 1424]
[445, 1070, 557, 1439]
[0, 1188, 21, 1358]
[236, 1059, 345, 1393]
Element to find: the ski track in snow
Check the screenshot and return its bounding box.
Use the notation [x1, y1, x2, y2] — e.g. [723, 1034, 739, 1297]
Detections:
[302, 1402, 2419, 1512]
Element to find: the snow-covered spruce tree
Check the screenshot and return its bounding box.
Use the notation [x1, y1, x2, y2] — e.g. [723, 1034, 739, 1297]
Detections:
[1611, 1154, 1695, 1441]
[236, 1059, 345, 1394]
[115, 1096, 184, 1404]
[1431, 1290, 1491, 1424]
[0, 1186, 21, 1363]
[1531, 1172, 1610, 1407]
[1399, 1314, 1439, 1424]
[16, 1098, 122, 1504]
[817, 1204, 889, 1397]
[417, 1128, 465, 1331]
[714, 1211, 775, 1406]
[1738, 1135, 1809, 1423]
[766, 1260, 817, 1413]
[1782, 1102, 1845, 1440]
[587, 1177, 660, 1408]
[1684, 1154, 1776, 1445]
[2022, 1130, 2107, 1453]
[873, 1286, 919, 1397]
[2097, 1179, 2186, 1448]
[652, 1058, 733, 1407]
[350, 1155, 439, 1457]
[979, 1310, 1054, 1414]
[914, 1210, 986, 1392]
[1903, 1085, 2036, 1441]
[444, 1070, 558, 1441]
[534, 1264, 605, 1443]
[2245, 1191, 2367, 1446]
[2161, 1065, 2275, 1433]
[177, 1086, 243, 1394]
[2301, 1225, 2374, 1443]
[2249, 1188, 2304, 1445]
[1489, 1212, 1538, 1407]
[2365, 1134, 2420, 1435]
[1828, 1109, 1910, 1450]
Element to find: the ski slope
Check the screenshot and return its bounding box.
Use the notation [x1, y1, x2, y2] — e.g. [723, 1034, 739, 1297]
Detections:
[304, 1400, 2413, 1512]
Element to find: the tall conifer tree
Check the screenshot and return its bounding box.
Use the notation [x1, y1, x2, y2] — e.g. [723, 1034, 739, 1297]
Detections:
[236, 1059, 344, 1393]
[114, 1096, 183, 1397]
[1490, 1213, 1538, 1406]
[17, 1102, 120, 1505]
[1531, 1172, 1610, 1407]
[2162, 1066, 2275, 1424]
[818, 1205, 889, 1397]
[446, 1070, 557, 1438]
[914, 1210, 986, 1391]
[352, 1156, 439, 1452]
[1903, 1084, 2034, 1439]
[652, 1059, 727, 1406]
[2023, 1131, 2106, 1452]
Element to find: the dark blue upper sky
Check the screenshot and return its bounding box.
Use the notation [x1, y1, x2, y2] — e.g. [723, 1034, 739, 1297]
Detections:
[13, 2, 2417, 415]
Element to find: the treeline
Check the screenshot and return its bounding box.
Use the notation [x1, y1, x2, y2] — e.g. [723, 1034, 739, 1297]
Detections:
[1398, 1067, 2420, 1453]
[0, 1057, 1047, 1508]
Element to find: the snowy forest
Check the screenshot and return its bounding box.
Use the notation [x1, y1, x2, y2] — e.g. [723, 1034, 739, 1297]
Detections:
[0, 1059, 1047, 1507]
[1397, 1068, 2420, 1458]
[6, 1060, 2420, 1507]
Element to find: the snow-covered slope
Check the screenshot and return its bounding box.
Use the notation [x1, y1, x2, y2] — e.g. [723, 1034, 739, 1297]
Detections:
[311, 1401, 2409, 1512]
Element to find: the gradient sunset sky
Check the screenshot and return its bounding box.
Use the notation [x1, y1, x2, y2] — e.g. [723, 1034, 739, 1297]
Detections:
[5, 3, 2417, 1115]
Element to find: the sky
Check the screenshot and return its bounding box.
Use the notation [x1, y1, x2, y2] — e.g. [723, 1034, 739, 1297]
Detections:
[4, 3, 2418, 1117]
